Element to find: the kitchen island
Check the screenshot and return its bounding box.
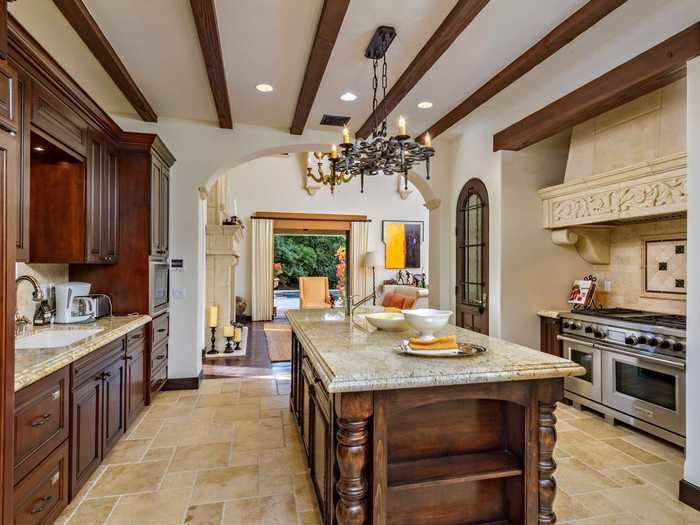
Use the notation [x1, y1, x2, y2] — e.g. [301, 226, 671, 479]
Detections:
[287, 309, 585, 525]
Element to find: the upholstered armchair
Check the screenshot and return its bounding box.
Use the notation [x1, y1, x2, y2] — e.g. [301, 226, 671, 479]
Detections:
[299, 277, 333, 309]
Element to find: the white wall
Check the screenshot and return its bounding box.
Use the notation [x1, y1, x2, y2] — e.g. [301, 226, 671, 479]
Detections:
[222, 154, 430, 313]
[500, 134, 592, 349]
[443, 0, 700, 338]
[683, 56, 700, 488]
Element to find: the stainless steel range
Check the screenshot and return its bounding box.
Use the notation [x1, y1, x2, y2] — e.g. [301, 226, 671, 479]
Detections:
[559, 308, 686, 447]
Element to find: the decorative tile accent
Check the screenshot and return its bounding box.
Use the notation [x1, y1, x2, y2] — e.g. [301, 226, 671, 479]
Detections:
[643, 233, 687, 298]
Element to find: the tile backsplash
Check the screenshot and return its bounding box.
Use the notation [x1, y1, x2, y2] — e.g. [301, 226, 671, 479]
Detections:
[594, 218, 686, 314]
[15, 263, 68, 320]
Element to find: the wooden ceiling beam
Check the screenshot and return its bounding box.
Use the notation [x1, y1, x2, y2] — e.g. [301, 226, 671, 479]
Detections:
[493, 23, 700, 152]
[418, 0, 626, 143]
[355, 0, 489, 140]
[290, 0, 350, 135]
[190, 0, 233, 129]
[53, 0, 158, 122]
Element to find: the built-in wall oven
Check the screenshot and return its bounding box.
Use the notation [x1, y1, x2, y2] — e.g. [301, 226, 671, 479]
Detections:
[149, 259, 170, 316]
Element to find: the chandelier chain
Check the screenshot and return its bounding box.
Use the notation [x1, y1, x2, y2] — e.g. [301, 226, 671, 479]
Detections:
[381, 44, 388, 137]
[371, 58, 379, 137]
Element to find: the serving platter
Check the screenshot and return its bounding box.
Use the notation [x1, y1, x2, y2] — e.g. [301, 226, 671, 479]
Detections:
[398, 341, 487, 357]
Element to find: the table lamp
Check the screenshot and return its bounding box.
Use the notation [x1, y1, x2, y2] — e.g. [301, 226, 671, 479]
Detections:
[365, 250, 383, 305]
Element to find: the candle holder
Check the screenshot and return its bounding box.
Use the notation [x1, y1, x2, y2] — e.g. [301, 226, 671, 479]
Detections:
[207, 326, 218, 355]
[224, 335, 234, 353]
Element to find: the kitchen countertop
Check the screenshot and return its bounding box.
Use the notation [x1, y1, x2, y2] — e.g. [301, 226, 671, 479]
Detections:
[287, 309, 585, 393]
[15, 315, 152, 392]
[537, 309, 569, 319]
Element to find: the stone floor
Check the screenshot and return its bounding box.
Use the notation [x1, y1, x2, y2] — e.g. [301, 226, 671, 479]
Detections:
[55, 322, 700, 525]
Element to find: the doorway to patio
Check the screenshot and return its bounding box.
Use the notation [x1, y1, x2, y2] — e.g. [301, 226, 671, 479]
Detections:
[273, 233, 347, 319]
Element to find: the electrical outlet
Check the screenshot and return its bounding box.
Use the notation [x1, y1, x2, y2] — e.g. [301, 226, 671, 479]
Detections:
[603, 280, 613, 292]
[172, 288, 185, 300]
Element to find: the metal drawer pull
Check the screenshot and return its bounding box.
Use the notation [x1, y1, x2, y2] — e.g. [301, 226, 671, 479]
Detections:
[157, 328, 167, 333]
[51, 390, 60, 400]
[130, 333, 144, 340]
[124, 355, 134, 361]
[156, 355, 165, 360]
[30, 413, 51, 427]
[30, 495, 53, 514]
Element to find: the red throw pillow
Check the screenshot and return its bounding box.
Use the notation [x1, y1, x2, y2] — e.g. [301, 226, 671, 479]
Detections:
[383, 293, 404, 309]
[402, 296, 416, 309]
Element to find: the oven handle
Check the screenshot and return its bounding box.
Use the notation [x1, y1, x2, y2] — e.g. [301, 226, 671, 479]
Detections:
[594, 343, 685, 371]
[557, 335, 595, 348]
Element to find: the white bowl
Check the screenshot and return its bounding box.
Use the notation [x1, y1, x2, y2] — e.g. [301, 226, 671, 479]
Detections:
[401, 308, 453, 341]
[365, 312, 408, 331]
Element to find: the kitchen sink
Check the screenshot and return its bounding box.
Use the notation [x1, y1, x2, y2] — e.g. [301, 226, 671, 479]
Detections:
[16, 328, 103, 349]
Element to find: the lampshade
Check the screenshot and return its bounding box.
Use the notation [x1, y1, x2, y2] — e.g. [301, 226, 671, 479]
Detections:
[365, 251, 383, 268]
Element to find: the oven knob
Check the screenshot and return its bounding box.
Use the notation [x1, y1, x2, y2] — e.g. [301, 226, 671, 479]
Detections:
[625, 336, 638, 346]
[637, 335, 648, 345]
[563, 320, 571, 329]
[594, 329, 607, 339]
[660, 339, 672, 350]
[673, 341, 685, 352]
[584, 325, 593, 334]
[647, 337, 659, 347]
[574, 322, 583, 330]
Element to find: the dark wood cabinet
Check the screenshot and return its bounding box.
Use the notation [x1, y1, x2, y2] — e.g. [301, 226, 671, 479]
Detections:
[70, 373, 102, 498]
[311, 383, 331, 521]
[15, 70, 29, 261]
[101, 355, 125, 455]
[13, 441, 69, 525]
[125, 328, 146, 428]
[31, 82, 88, 157]
[540, 316, 562, 357]
[150, 155, 169, 258]
[0, 59, 18, 133]
[86, 132, 119, 264]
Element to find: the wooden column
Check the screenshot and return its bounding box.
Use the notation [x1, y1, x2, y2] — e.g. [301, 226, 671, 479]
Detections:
[335, 392, 372, 525]
[538, 401, 558, 524]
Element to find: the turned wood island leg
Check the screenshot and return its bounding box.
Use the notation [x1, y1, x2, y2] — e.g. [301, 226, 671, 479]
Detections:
[538, 401, 558, 524]
[335, 392, 373, 525]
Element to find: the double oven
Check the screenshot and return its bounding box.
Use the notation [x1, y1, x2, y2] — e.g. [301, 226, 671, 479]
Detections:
[559, 310, 686, 446]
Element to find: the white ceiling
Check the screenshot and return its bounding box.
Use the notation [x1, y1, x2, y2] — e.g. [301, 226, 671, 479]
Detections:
[8, 0, 700, 138]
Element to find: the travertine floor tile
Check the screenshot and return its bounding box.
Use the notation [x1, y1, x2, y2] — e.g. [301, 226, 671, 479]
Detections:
[160, 470, 197, 491]
[89, 460, 168, 498]
[155, 419, 236, 447]
[66, 496, 118, 525]
[124, 418, 163, 440]
[170, 442, 231, 472]
[106, 488, 190, 525]
[298, 509, 323, 525]
[184, 502, 224, 525]
[141, 446, 175, 463]
[601, 438, 666, 464]
[234, 419, 284, 450]
[568, 416, 633, 438]
[556, 458, 620, 495]
[222, 494, 296, 525]
[102, 439, 151, 465]
[211, 403, 260, 423]
[196, 393, 240, 407]
[626, 461, 686, 498]
[191, 465, 259, 505]
[259, 472, 293, 497]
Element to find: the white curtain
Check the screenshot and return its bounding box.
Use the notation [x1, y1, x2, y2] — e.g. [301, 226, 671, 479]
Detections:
[350, 221, 370, 301]
[252, 218, 274, 321]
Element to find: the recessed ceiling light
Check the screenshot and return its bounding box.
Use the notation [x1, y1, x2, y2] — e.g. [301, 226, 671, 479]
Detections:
[417, 101, 433, 109]
[340, 92, 357, 102]
[33, 146, 45, 152]
[256, 83, 274, 93]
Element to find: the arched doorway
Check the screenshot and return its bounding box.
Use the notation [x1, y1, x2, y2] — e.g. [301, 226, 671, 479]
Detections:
[456, 178, 489, 333]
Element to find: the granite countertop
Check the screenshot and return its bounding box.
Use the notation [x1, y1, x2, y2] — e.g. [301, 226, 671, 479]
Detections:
[15, 315, 152, 392]
[538, 309, 569, 319]
[287, 309, 585, 393]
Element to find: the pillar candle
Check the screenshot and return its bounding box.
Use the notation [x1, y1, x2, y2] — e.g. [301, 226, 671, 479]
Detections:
[223, 324, 234, 337]
[208, 305, 218, 327]
[398, 116, 406, 135]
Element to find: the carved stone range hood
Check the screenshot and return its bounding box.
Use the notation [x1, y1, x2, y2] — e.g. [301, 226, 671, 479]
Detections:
[538, 80, 687, 264]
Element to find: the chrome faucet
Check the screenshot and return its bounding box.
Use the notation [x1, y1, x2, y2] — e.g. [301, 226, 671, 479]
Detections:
[350, 292, 376, 318]
[15, 275, 45, 336]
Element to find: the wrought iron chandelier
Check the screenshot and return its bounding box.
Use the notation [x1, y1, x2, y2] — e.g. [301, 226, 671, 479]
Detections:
[332, 26, 435, 193]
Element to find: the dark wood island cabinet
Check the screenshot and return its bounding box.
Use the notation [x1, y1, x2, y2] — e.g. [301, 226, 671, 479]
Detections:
[288, 310, 585, 525]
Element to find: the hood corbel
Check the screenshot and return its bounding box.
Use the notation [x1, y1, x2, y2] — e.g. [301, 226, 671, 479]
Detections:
[551, 226, 614, 265]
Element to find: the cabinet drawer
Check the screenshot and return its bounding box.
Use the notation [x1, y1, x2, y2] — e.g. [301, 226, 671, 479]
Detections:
[72, 337, 124, 388]
[126, 325, 146, 351]
[150, 361, 167, 393]
[152, 313, 169, 347]
[15, 368, 69, 482]
[151, 340, 168, 371]
[14, 440, 69, 525]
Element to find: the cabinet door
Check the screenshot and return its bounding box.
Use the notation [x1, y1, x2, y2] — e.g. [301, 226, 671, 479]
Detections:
[301, 361, 313, 462]
[15, 71, 30, 261]
[86, 134, 104, 263]
[125, 342, 145, 428]
[150, 157, 161, 256]
[31, 83, 88, 156]
[102, 356, 126, 455]
[0, 60, 17, 132]
[160, 168, 169, 257]
[540, 317, 562, 357]
[101, 145, 119, 263]
[71, 375, 102, 498]
[312, 396, 331, 520]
